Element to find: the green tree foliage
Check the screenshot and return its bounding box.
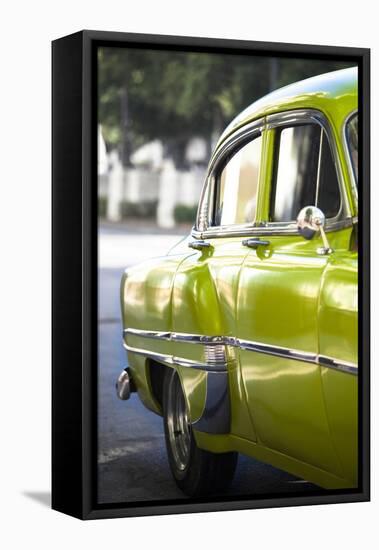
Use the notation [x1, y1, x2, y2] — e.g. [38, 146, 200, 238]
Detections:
[98, 47, 351, 167]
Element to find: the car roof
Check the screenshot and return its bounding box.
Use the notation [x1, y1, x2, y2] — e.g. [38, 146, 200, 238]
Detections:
[217, 66, 358, 147]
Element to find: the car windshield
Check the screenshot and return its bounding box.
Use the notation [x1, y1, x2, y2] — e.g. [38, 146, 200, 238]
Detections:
[346, 113, 358, 191]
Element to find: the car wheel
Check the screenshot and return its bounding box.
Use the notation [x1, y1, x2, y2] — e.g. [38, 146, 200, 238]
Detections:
[162, 367, 238, 497]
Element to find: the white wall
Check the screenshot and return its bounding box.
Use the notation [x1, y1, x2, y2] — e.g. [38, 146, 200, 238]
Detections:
[0, 2, 377, 549]
[101, 153, 205, 225]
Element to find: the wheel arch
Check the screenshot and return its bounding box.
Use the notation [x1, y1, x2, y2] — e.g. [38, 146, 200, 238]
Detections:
[147, 359, 169, 413]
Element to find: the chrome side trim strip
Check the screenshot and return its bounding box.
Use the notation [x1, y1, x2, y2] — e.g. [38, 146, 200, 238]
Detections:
[125, 328, 227, 345]
[237, 338, 317, 364]
[122, 342, 228, 372]
[238, 339, 357, 374]
[125, 328, 172, 341]
[318, 355, 358, 376]
[124, 328, 357, 375]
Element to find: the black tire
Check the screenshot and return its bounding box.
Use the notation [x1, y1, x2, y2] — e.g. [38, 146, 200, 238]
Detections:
[162, 367, 238, 497]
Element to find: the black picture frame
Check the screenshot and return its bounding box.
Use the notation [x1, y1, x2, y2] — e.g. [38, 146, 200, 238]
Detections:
[52, 30, 370, 520]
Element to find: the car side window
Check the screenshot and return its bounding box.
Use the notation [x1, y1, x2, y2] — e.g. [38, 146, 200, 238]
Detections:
[270, 123, 341, 222]
[213, 134, 262, 226]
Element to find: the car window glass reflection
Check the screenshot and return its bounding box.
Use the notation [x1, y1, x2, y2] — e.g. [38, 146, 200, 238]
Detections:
[215, 135, 262, 226]
[317, 132, 341, 217]
[272, 124, 319, 222]
[271, 123, 340, 222]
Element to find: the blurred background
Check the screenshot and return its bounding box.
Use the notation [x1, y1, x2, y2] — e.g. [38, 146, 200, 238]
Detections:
[97, 48, 350, 504]
[98, 47, 350, 232]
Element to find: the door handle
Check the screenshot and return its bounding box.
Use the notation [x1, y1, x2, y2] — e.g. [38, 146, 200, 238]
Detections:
[242, 238, 270, 249]
[188, 240, 211, 251]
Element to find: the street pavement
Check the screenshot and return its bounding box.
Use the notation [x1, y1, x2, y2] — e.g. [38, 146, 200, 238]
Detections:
[97, 224, 319, 504]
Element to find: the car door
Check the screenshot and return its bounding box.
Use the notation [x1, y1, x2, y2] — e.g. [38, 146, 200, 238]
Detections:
[317, 112, 359, 485]
[171, 119, 266, 441]
[237, 110, 352, 478]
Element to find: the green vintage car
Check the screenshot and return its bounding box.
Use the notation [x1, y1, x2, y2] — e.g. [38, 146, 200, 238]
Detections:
[116, 67, 358, 496]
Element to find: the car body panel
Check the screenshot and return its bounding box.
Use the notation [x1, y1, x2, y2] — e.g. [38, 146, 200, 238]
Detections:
[171, 239, 257, 441]
[121, 253, 189, 413]
[194, 431, 352, 489]
[318, 252, 358, 483]
[237, 237, 337, 474]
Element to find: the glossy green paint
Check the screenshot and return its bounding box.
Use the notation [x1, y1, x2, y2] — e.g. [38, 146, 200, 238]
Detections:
[172, 238, 257, 441]
[237, 229, 355, 480]
[318, 252, 358, 483]
[121, 68, 358, 489]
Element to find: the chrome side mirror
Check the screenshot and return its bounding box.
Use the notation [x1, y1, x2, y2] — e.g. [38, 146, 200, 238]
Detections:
[296, 206, 332, 255]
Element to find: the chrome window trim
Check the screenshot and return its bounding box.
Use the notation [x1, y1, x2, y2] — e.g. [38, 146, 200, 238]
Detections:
[194, 108, 352, 240]
[124, 328, 357, 375]
[191, 217, 353, 240]
[195, 117, 265, 233]
[343, 109, 358, 212]
[208, 118, 265, 175]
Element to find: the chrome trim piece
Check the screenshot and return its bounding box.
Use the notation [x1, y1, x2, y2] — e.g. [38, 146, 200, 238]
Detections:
[265, 109, 324, 130]
[296, 205, 333, 254]
[125, 328, 172, 340]
[195, 117, 264, 232]
[237, 338, 316, 364]
[188, 239, 211, 251]
[204, 343, 227, 365]
[318, 355, 358, 376]
[242, 237, 271, 249]
[122, 342, 228, 372]
[125, 328, 226, 345]
[343, 110, 358, 212]
[116, 369, 131, 401]
[192, 371, 230, 434]
[124, 328, 357, 375]
[191, 217, 353, 241]
[207, 118, 265, 175]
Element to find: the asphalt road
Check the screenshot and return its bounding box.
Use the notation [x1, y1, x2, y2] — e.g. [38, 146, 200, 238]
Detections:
[97, 225, 319, 504]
